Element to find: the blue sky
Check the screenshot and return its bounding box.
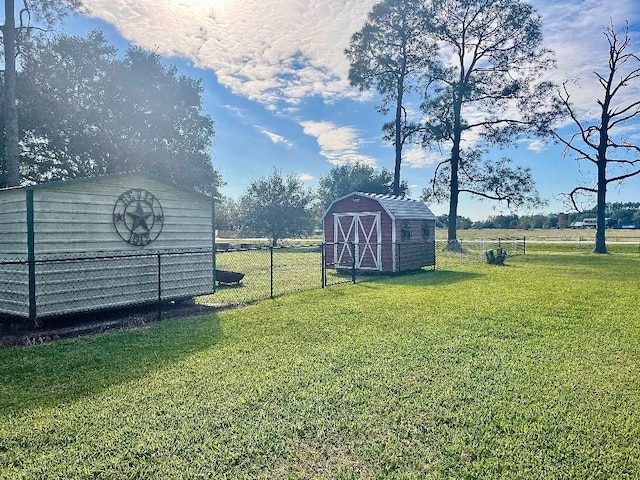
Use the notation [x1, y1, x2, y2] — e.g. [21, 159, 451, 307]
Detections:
[62, 0, 640, 220]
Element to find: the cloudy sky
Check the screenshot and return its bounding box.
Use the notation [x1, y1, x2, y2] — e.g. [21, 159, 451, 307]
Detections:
[66, 0, 640, 219]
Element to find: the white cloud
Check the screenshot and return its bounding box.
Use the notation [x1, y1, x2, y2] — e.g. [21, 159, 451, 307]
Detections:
[79, 1, 640, 111]
[79, 0, 640, 146]
[257, 126, 293, 147]
[523, 139, 548, 152]
[403, 147, 439, 169]
[300, 120, 377, 167]
[537, 0, 640, 114]
[80, 0, 378, 108]
[298, 172, 315, 182]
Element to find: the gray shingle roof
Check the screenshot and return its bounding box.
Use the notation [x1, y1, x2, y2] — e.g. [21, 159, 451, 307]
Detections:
[353, 192, 436, 220]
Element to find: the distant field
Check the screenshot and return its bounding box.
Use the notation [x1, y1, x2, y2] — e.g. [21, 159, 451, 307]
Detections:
[445, 227, 640, 241]
[217, 228, 640, 246]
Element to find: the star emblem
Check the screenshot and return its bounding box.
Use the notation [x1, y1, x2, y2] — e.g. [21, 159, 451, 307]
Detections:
[113, 189, 164, 246]
[126, 200, 154, 233]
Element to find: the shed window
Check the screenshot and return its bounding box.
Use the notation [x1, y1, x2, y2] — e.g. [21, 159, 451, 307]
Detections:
[422, 222, 431, 240]
[401, 221, 412, 241]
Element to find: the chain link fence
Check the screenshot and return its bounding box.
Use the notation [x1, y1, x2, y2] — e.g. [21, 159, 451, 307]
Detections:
[433, 237, 526, 269]
[200, 244, 323, 307]
[0, 250, 217, 323]
[522, 236, 640, 256]
[1, 238, 530, 326]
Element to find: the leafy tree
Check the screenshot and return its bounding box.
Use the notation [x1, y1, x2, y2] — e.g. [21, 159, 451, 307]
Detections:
[239, 169, 314, 246]
[9, 30, 222, 194]
[552, 23, 640, 253]
[435, 214, 472, 230]
[1, 0, 80, 187]
[420, 0, 555, 248]
[317, 163, 409, 209]
[345, 0, 435, 195]
[215, 196, 242, 235]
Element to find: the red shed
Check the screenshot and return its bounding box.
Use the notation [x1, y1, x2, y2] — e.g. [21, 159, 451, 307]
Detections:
[323, 192, 436, 273]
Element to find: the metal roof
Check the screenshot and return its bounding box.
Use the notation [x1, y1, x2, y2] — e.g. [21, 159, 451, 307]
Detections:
[326, 192, 437, 221]
[0, 171, 219, 202]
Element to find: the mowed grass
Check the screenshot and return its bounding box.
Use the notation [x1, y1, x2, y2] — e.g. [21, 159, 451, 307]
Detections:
[1, 254, 639, 478]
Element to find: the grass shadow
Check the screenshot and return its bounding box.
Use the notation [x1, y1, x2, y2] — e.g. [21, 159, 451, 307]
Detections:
[356, 268, 483, 287]
[0, 312, 224, 414]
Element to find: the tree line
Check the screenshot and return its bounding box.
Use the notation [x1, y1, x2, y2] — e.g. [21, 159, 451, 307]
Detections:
[216, 163, 407, 246]
[217, 164, 640, 246]
[1, 1, 221, 195]
[445, 202, 640, 231]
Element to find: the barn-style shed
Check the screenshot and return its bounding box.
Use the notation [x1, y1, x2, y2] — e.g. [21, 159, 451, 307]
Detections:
[0, 172, 216, 320]
[323, 192, 436, 273]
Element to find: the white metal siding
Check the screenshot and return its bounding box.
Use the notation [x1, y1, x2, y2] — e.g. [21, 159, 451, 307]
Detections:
[0, 189, 27, 257]
[0, 173, 215, 318]
[32, 174, 213, 256]
[0, 263, 29, 317]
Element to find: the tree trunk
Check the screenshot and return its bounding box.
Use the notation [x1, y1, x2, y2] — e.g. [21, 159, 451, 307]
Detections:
[446, 143, 460, 251]
[593, 158, 608, 254]
[2, 0, 21, 187]
[392, 69, 405, 196]
[446, 87, 463, 251]
[593, 78, 612, 254]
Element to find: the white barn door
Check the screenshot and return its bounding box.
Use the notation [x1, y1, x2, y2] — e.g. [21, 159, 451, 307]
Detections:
[333, 212, 381, 270]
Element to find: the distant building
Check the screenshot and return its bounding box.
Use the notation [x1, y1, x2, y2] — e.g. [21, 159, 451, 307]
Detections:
[569, 217, 609, 229]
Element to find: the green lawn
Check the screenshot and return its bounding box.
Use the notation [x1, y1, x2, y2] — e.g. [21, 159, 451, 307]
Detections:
[1, 253, 639, 478]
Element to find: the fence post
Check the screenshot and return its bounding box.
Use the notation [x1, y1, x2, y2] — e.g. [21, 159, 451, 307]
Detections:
[321, 243, 326, 288]
[26, 189, 37, 324]
[523, 236, 526, 255]
[270, 246, 274, 298]
[459, 239, 464, 266]
[157, 253, 162, 322]
[578, 237, 582, 255]
[351, 242, 356, 284]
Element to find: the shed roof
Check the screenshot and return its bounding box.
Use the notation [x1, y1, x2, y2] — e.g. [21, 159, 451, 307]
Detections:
[0, 171, 219, 202]
[326, 192, 436, 221]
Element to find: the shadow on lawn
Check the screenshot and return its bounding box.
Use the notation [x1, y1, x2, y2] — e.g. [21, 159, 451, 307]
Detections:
[0, 312, 224, 413]
[357, 269, 483, 287]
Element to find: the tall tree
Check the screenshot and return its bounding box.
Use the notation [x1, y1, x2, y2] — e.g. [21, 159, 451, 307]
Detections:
[239, 169, 314, 246]
[552, 23, 640, 253]
[420, 0, 555, 248]
[345, 0, 435, 195]
[1, 0, 79, 187]
[317, 163, 409, 208]
[11, 30, 222, 194]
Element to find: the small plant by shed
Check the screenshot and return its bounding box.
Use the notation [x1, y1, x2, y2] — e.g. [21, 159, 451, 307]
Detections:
[322, 192, 436, 273]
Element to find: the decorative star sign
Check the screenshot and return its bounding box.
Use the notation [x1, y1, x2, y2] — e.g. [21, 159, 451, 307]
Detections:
[113, 188, 165, 246]
[126, 200, 154, 233]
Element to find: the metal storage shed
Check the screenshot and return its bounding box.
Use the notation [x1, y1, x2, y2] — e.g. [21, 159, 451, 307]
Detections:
[322, 192, 436, 273]
[0, 172, 216, 320]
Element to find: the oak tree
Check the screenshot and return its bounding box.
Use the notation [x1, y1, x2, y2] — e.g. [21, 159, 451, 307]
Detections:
[10, 30, 222, 194]
[317, 163, 409, 209]
[1, 0, 80, 187]
[239, 170, 314, 246]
